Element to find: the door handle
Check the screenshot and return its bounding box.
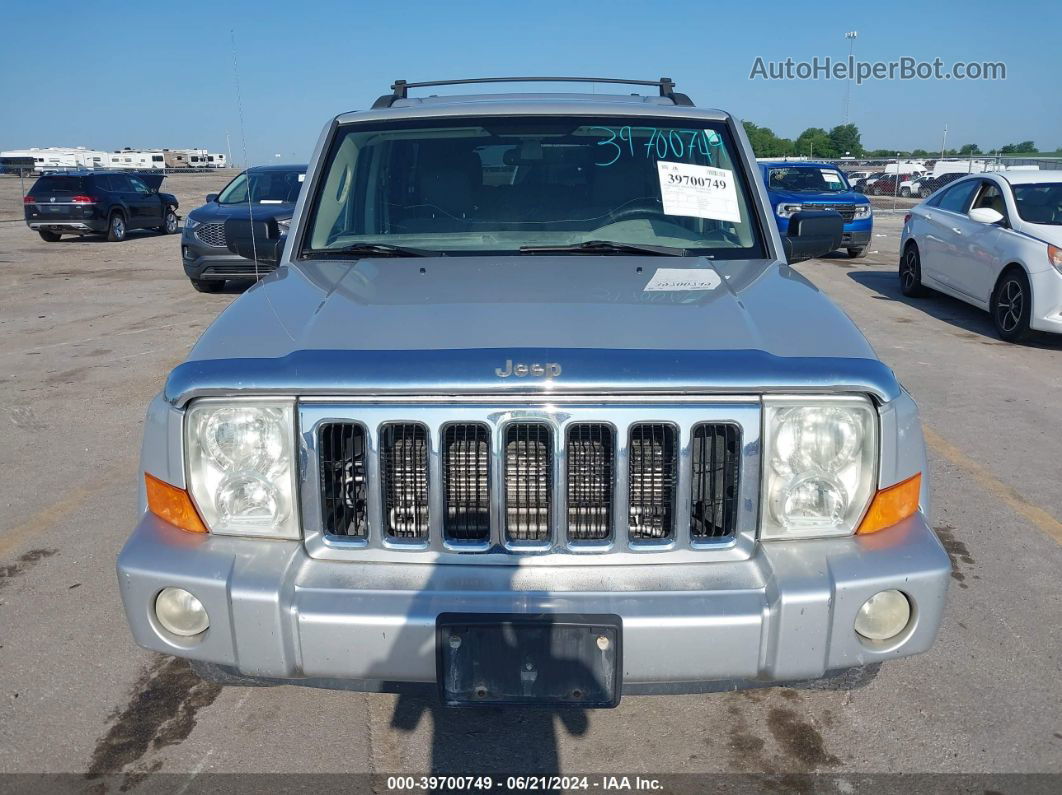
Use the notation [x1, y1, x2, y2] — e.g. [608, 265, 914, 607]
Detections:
[951, 227, 962, 234]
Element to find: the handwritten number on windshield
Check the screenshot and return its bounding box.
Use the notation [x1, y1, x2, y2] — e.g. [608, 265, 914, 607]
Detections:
[593, 127, 725, 167]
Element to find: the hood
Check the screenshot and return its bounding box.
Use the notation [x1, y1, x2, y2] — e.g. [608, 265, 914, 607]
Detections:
[168, 256, 895, 402]
[767, 188, 868, 205]
[133, 173, 166, 191]
[187, 200, 296, 223]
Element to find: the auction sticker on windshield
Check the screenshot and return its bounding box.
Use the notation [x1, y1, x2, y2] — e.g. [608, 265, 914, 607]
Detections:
[657, 161, 740, 222]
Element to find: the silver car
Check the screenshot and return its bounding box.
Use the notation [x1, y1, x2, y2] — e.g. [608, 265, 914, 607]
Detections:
[117, 77, 949, 707]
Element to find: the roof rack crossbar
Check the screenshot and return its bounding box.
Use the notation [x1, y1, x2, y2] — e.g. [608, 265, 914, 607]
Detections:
[374, 76, 690, 108]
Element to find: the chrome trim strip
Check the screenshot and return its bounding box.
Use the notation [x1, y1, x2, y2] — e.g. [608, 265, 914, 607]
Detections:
[298, 400, 760, 566]
[167, 349, 901, 406]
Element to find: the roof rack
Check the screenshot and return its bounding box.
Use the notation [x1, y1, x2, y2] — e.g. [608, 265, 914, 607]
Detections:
[371, 76, 694, 109]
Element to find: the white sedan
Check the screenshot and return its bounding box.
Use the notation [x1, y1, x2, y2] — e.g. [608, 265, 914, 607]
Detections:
[899, 171, 1062, 342]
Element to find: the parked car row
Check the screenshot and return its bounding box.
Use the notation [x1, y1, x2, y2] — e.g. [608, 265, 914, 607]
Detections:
[21, 164, 308, 293]
[852, 170, 968, 198]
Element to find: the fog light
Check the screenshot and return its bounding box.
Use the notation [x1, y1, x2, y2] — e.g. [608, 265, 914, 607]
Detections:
[854, 590, 911, 641]
[155, 587, 209, 637]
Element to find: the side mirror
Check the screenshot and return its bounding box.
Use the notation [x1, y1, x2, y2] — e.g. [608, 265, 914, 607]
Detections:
[782, 210, 844, 264]
[969, 207, 1004, 225]
[225, 217, 285, 267]
[206, 193, 218, 203]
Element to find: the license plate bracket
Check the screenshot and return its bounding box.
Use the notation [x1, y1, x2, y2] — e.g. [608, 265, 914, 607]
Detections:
[436, 613, 621, 708]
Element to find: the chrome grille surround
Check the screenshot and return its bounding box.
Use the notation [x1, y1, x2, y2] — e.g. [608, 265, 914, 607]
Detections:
[298, 397, 761, 565]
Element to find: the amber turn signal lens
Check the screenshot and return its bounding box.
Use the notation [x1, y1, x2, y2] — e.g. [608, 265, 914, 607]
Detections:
[145, 473, 208, 534]
[857, 473, 921, 535]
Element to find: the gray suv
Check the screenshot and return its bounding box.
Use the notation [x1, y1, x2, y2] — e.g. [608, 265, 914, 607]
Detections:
[181, 164, 306, 292]
[118, 78, 949, 707]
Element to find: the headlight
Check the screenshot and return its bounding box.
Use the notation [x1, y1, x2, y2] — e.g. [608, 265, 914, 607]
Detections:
[1048, 244, 1062, 274]
[185, 399, 299, 538]
[853, 205, 872, 220]
[184, 216, 201, 230]
[761, 396, 878, 540]
[776, 203, 802, 218]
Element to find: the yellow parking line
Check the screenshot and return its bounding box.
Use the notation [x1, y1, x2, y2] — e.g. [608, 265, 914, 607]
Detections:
[924, 426, 1062, 546]
[0, 472, 123, 559]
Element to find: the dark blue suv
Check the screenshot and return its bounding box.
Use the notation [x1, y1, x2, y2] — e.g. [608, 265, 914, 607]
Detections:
[759, 162, 873, 258]
[181, 164, 306, 292]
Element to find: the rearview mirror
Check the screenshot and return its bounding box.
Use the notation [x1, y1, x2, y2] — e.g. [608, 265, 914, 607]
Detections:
[969, 207, 1004, 225]
[782, 210, 845, 264]
[206, 193, 218, 203]
[225, 217, 285, 267]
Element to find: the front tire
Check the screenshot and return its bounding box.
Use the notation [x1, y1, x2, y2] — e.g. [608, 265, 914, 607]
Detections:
[992, 269, 1033, 343]
[900, 188, 911, 198]
[190, 278, 224, 293]
[159, 207, 178, 234]
[106, 212, 126, 242]
[899, 244, 928, 297]
[38, 230, 61, 242]
[847, 246, 868, 259]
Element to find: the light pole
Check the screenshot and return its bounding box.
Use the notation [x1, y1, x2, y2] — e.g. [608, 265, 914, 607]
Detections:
[940, 124, 948, 160]
[843, 31, 858, 125]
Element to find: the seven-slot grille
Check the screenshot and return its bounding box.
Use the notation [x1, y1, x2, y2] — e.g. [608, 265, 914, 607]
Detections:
[317, 420, 743, 548]
[505, 423, 553, 542]
[566, 424, 614, 542]
[319, 423, 368, 538]
[380, 423, 430, 539]
[193, 222, 227, 248]
[443, 424, 491, 541]
[691, 423, 741, 539]
[802, 202, 857, 222]
[628, 424, 677, 540]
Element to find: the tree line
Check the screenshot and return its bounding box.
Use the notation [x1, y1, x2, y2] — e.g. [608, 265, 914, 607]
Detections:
[741, 121, 1050, 159]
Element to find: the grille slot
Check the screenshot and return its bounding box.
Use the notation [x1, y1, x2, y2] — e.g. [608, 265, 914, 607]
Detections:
[504, 423, 552, 542]
[566, 424, 614, 541]
[628, 424, 677, 540]
[193, 222, 226, 248]
[319, 423, 368, 537]
[443, 424, 491, 542]
[380, 423, 430, 539]
[691, 424, 741, 539]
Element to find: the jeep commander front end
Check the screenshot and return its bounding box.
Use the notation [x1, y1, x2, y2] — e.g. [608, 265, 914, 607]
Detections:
[117, 77, 950, 707]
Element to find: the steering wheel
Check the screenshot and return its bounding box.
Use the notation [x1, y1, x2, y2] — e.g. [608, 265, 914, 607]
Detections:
[597, 200, 664, 226]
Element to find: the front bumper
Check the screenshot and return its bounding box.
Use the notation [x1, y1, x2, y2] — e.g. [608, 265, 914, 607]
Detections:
[841, 227, 872, 248]
[1029, 267, 1062, 335]
[117, 513, 950, 692]
[182, 230, 275, 281]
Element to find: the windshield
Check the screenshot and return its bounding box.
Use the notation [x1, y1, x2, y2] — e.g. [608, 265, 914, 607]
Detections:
[768, 167, 849, 193]
[1012, 183, 1062, 225]
[301, 116, 764, 257]
[217, 169, 304, 205]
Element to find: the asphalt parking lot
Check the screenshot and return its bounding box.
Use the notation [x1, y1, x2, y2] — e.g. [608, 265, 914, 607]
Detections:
[0, 174, 1059, 784]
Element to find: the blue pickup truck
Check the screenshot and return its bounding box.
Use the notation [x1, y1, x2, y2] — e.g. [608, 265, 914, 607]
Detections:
[759, 162, 873, 258]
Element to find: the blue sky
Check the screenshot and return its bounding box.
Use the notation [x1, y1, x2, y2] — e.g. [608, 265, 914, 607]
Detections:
[2, 0, 1058, 164]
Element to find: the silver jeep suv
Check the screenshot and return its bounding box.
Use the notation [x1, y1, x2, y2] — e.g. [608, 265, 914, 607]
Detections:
[117, 77, 949, 707]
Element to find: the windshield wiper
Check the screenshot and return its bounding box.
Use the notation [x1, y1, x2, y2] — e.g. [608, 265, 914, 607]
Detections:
[304, 243, 442, 258]
[519, 240, 688, 256]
